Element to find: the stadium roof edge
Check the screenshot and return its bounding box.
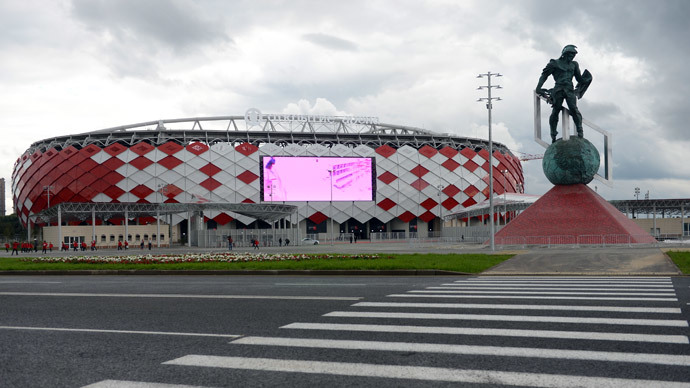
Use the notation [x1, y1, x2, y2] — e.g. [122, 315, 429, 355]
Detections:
[24, 116, 513, 157]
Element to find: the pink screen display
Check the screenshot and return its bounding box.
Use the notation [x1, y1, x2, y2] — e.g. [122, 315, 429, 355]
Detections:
[262, 156, 374, 201]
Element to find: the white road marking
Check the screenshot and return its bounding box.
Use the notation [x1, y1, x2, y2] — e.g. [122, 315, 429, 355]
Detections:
[352, 302, 682, 313]
[231, 336, 690, 366]
[323, 311, 689, 327]
[410, 290, 676, 296]
[433, 286, 674, 291]
[281, 322, 689, 344]
[274, 283, 366, 286]
[468, 278, 672, 280]
[0, 292, 360, 301]
[0, 281, 62, 284]
[388, 293, 678, 301]
[163, 355, 690, 387]
[455, 276, 673, 284]
[447, 282, 674, 287]
[82, 380, 214, 388]
[0, 326, 241, 338]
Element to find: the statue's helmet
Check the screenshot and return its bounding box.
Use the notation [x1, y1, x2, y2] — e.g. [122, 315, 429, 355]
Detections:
[561, 45, 578, 56]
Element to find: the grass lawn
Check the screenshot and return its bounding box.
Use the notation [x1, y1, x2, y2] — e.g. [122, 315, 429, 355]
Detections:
[0, 253, 513, 274]
[666, 251, 690, 274]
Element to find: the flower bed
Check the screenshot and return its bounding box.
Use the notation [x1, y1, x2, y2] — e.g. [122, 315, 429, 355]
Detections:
[21, 252, 384, 264]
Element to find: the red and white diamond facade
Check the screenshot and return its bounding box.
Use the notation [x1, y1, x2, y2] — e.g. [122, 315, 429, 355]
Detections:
[12, 116, 523, 234]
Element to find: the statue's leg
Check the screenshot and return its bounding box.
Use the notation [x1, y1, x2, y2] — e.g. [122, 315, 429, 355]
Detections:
[549, 94, 564, 143]
[565, 94, 584, 137]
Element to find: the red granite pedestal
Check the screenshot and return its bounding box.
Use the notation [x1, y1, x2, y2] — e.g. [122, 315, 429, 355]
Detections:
[495, 184, 656, 244]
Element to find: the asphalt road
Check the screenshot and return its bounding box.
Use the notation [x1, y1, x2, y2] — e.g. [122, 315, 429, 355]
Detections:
[1, 275, 689, 387]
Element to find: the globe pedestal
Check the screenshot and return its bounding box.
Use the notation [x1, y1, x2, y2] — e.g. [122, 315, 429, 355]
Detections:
[542, 137, 599, 185]
[494, 138, 655, 245]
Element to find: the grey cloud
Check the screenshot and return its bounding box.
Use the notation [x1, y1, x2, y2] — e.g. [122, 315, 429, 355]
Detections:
[70, 0, 231, 51]
[302, 33, 358, 51]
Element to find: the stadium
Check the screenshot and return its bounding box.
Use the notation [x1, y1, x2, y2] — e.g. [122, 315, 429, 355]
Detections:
[11, 111, 524, 247]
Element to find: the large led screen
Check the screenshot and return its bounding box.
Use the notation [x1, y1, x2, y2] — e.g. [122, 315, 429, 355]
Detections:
[261, 156, 375, 202]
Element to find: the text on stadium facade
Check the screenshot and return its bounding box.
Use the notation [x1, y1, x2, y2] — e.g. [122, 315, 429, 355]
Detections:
[245, 108, 378, 127]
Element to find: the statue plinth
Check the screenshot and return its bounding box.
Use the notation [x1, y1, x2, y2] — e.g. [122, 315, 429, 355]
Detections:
[494, 184, 656, 244]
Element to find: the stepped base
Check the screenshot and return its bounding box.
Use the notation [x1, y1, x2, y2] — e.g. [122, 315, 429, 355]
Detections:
[495, 184, 655, 244]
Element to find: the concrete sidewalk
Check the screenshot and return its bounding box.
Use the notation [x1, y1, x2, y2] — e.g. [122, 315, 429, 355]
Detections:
[482, 246, 682, 275]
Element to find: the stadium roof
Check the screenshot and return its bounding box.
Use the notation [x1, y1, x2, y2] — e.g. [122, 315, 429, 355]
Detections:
[25, 115, 512, 157]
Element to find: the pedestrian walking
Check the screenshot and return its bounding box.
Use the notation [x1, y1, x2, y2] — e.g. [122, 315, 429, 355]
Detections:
[227, 236, 233, 251]
[42, 241, 47, 254]
[117, 240, 123, 250]
[11, 241, 18, 255]
[148, 240, 152, 250]
[279, 237, 282, 247]
[49, 242, 53, 252]
[140, 240, 145, 250]
[4, 242, 9, 252]
[285, 238, 290, 246]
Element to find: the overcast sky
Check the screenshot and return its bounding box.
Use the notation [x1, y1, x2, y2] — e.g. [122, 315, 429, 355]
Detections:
[2, 0, 689, 214]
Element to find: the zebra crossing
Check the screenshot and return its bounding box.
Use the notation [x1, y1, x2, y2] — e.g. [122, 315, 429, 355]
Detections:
[88, 276, 690, 387]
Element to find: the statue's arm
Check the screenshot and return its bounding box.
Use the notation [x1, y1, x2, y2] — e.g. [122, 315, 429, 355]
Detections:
[535, 62, 553, 92]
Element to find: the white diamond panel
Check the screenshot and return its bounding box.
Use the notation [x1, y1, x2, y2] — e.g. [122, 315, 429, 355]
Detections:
[307, 144, 328, 156]
[259, 143, 282, 155]
[92, 193, 111, 202]
[283, 144, 305, 155]
[115, 150, 138, 163]
[186, 156, 208, 170]
[330, 144, 352, 156]
[90, 151, 111, 164]
[353, 145, 374, 157]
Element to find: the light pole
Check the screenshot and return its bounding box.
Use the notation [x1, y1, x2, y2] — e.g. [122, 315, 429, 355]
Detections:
[634, 187, 640, 201]
[477, 71, 502, 251]
[328, 169, 334, 245]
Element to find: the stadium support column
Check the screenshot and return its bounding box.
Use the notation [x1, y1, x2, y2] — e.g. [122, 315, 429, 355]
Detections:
[187, 210, 192, 248]
[653, 204, 657, 239]
[27, 215, 31, 241]
[57, 205, 62, 246]
[329, 169, 334, 246]
[92, 206, 96, 245]
[681, 205, 685, 241]
[156, 208, 161, 248]
[125, 207, 129, 248]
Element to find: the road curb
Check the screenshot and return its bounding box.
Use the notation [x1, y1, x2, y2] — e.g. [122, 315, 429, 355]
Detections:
[0, 269, 470, 276]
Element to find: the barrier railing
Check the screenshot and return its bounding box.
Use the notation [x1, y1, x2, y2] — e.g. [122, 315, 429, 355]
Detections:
[494, 234, 667, 249]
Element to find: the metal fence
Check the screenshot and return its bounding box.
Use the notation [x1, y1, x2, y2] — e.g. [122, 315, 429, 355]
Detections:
[494, 234, 665, 248]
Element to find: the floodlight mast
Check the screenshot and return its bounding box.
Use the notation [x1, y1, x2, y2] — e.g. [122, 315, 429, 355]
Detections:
[477, 71, 502, 251]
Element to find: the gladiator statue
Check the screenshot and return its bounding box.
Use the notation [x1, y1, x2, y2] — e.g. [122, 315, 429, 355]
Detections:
[536, 45, 592, 143]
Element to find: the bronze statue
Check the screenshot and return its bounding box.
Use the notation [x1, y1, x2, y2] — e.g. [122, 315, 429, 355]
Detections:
[536, 45, 592, 143]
